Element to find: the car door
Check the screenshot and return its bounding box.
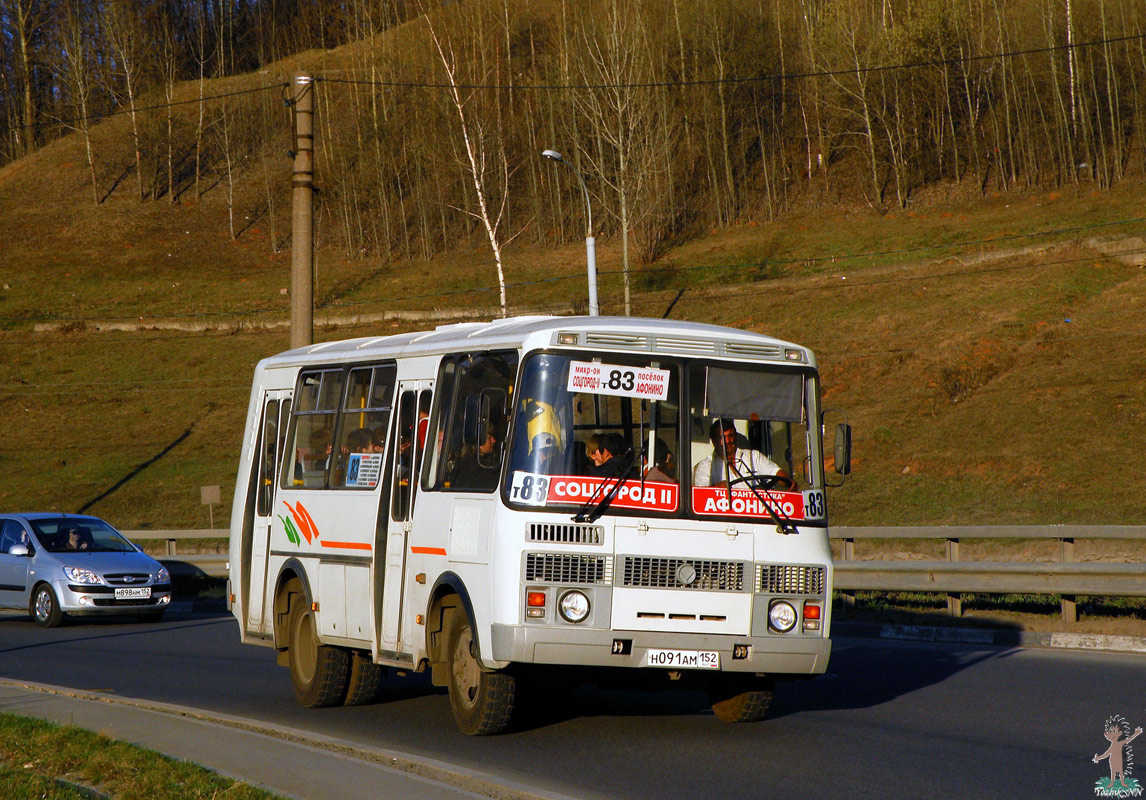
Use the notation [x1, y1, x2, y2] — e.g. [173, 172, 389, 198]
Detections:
[0, 519, 33, 609]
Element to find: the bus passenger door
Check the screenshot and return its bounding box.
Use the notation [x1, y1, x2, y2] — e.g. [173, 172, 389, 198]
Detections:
[380, 381, 432, 652]
[246, 390, 291, 635]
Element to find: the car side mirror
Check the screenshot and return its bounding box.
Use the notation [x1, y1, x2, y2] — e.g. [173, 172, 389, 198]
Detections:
[8, 544, 30, 557]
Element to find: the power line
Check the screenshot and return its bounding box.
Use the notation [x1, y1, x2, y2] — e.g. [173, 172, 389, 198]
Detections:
[318, 32, 1146, 92]
[18, 81, 287, 133]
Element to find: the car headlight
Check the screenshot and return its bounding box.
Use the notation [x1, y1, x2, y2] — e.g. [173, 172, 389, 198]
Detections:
[558, 590, 590, 623]
[768, 600, 797, 633]
[63, 566, 103, 585]
[155, 567, 170, 583]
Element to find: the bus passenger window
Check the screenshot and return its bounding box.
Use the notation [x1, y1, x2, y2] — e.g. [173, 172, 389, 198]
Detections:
[332, 364, 395, 489]
[281, 369, 343, 490]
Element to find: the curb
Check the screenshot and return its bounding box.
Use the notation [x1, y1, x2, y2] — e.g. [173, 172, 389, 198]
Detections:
[0, 678, 582, 800]
[834, 622, 1146, 653]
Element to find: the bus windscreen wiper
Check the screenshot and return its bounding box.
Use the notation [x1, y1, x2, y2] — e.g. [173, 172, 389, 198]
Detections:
[572, 448, 640, 524]
[725, 474, 799, 534]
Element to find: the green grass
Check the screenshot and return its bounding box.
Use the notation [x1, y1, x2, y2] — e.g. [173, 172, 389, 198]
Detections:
[3, 181, 1146, 529]
[0, 714, 283, 800]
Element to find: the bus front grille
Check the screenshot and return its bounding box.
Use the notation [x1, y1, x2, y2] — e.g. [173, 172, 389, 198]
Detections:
[525, 553, 611, 585]
[756, 564, 826, 595]
[528, 522, 603, 545]
[621, 557, 746, 592]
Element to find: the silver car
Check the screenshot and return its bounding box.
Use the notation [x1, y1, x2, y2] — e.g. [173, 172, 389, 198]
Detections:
[0, 513, 172, 627]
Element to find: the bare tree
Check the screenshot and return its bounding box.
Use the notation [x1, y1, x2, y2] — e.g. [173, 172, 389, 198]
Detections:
[570, 0, 666, 315]
[424, 10, 511, 316]
[2, 0, 51, 155]
[104, 0, 148, 200]
[56, 0, 99, 204]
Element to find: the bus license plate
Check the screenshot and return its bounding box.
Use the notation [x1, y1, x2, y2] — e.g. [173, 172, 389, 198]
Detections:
[114, 587, 151, 600]
[645, 649, 720, 670]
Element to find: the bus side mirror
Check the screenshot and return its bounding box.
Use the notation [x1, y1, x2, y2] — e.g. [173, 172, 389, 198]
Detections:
[834, 423, 852, 476]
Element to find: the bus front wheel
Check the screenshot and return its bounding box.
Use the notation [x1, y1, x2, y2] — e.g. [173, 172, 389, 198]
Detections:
[708, 674, 775, 723]
[287, 595, 349, 707]
[446, 610, 515, 735]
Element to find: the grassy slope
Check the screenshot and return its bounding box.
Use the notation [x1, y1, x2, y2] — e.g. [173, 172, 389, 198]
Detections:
[0, 48, 1144, 531]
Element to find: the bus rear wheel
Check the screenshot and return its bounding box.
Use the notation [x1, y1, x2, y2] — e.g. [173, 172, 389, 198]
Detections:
[708, 674, 775, 723]
[446, 610, 515, 735]
[287, 596, 349, 707]
[344, 652, 385, 706]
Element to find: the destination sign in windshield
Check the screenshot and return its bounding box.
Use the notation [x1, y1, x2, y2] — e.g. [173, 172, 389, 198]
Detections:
[567, 360, 670, 401]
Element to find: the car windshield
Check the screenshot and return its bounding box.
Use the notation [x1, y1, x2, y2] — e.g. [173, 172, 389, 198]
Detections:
[30, 518, 137, 553]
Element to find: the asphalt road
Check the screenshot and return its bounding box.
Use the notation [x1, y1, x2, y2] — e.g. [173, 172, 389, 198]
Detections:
[0, 608, 1140, 800]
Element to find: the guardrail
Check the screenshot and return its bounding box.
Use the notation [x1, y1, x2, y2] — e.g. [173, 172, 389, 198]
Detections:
[832, 525, 1146, 622]
[124, 529, 228, 579]
[123, 525, 1146, 622]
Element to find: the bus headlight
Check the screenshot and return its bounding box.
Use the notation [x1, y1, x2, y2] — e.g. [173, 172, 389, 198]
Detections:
[558, 591, 590, 623]
[768, 600, 797, 633]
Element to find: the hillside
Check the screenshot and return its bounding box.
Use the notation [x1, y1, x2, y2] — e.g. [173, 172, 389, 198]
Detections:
[1, 15, 1145, 531]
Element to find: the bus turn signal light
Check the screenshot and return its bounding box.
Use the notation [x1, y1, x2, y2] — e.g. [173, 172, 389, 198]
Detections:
[803, 601, 821, 631]
[527, 591, 547, 618]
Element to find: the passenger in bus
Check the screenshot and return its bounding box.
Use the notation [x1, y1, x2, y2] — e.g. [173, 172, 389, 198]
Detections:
[308, 428, 332, 469]
[368, 428, 386, 453]
[588, 433, 636, 479]
[451, 425, 502, 490]
[642, 438, 676, 483]
[584, 433, 606, 473]
[693, 418, 789, 488]
[416, 394, 431, 449]
[344, 428, 372, 454]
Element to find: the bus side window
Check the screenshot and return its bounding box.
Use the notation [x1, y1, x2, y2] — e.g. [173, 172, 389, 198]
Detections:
[426, 351, 517, 493]
[332, 364, 396, 489]
[391, 390, 416, 520]
[256, 400, 279, 516]
[281, 370, 343, 489]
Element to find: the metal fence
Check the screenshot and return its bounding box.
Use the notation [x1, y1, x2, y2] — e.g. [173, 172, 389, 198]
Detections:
[833, 525, 1146, 622]
[124, 529, 228, 579]
[126, 525, 1146, 623]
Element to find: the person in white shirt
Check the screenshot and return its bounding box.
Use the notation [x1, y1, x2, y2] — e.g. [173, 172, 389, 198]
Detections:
[693, 418, 791, 488]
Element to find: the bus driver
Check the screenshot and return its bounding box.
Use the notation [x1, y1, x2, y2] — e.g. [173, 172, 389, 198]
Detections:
[693, 418, 791, 488]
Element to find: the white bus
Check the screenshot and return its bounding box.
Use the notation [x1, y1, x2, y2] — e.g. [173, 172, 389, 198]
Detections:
[228, 315, 850, 734]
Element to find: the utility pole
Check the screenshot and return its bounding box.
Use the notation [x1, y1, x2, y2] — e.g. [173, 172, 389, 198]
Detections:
[290, 74, 315, 349]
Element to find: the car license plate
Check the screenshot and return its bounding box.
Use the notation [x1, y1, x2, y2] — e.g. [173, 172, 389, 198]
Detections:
[645, 648, 720, 670]
[114, 587, 151, 600]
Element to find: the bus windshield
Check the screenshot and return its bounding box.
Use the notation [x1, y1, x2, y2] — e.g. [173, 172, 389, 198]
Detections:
[503, 351, 825, 525]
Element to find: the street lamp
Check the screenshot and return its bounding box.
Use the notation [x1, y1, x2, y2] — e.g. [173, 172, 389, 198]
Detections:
[542, 149, 599, 316]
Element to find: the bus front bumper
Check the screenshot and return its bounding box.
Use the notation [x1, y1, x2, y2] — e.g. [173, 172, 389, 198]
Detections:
[490, 624, 830, 675]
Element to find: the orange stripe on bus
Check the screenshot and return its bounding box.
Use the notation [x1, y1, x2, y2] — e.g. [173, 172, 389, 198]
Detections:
[319, 541, 372, 551]
[410, 546, 447, 556]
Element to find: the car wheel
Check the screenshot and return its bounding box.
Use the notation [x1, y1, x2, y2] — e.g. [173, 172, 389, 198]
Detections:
[287, 594, 349, 707]
[708, 674, 775, 723]
[30, 584, 65, 628]
[344, 651, 386, 706]
[446, 609, 515, 735]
